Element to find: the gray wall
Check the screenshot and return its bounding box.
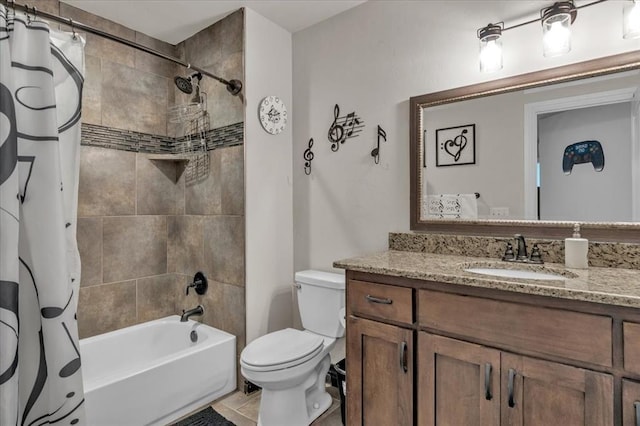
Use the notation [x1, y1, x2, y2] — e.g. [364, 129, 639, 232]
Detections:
[291, 1, 640, 276]
[539, 102, 633, 221]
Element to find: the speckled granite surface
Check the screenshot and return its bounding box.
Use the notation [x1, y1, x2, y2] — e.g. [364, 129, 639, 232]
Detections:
[334, 250, 640, 309]
[389, 232, 640, 270]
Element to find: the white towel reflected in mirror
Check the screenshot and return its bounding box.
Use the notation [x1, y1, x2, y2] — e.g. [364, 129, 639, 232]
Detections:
[425, 194, 478, 219]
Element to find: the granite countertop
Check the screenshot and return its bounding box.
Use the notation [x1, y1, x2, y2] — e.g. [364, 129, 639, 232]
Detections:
[334, 250, 640, 309]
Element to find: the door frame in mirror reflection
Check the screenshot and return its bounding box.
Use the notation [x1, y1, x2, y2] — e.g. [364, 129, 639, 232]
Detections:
[410, 50, 640, 242]
[523, 86, 639, 221]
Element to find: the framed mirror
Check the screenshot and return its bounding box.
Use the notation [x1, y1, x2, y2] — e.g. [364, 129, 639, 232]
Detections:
[410, 50, 640, 242]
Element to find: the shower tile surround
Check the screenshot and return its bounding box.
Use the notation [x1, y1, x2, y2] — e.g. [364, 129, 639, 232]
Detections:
[389, 232, 640, 270]
[80, 122, 244, 154]
[55, 1, 247, 388]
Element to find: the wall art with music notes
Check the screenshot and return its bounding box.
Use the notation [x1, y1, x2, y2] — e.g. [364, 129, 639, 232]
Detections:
[435, 124, 476, 167]
[327, 104, 364, 152]
[303, 138, 314, 175]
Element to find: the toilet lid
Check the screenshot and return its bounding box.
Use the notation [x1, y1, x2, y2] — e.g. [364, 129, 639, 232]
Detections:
[241, 328, 324, 371]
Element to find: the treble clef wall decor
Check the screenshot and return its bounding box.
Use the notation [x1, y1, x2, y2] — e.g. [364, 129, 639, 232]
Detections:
[303, 138, 314, 175]
[327, 104, 364, 152]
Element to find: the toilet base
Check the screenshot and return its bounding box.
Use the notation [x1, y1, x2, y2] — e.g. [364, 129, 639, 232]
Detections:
[256, 355, 333, 426]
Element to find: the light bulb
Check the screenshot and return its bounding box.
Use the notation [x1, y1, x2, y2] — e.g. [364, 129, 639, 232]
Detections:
[543, 18, 571, 57]
[478, 23, 503, 73]
[624, 1, 640, 39]
[479, 39, 503, 73]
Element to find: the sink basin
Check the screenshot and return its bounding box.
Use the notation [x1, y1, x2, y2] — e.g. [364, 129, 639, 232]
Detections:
[464, 267, 566, 281]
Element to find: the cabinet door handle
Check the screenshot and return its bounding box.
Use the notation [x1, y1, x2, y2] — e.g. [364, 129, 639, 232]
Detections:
[399, 341, 408, 373]
[484, 363, 492, 400]
[366, 294, 393, 305]
[507, 368, 516, 408]
[635, 401, 640, 426]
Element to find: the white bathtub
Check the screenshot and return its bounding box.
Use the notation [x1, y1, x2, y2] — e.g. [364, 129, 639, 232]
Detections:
[79, 315, 236, 426]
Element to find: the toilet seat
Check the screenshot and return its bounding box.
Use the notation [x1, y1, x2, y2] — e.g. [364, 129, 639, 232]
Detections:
[241, 328, 324, 372]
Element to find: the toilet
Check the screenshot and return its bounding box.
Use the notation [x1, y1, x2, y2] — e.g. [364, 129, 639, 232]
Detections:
[240, 270, 345, 426]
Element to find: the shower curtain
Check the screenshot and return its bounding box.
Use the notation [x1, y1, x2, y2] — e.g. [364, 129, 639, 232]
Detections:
[0, 5, 86, 425]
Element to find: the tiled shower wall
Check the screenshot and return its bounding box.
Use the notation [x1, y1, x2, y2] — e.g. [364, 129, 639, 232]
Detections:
[44, 2, 247, 367]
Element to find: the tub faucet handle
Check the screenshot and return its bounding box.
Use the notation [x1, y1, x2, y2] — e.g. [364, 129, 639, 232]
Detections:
[186, 272, 208, 295]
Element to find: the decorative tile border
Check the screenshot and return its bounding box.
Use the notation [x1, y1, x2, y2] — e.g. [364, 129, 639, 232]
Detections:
[389, 232, 640, 270]
[81, 122, 244, 154]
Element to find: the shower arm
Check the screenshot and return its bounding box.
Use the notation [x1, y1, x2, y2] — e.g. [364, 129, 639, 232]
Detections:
[5, 1, 243, 96]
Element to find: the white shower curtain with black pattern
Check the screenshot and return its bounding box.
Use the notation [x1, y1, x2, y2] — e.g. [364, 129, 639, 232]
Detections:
[0, 5, 86, 425]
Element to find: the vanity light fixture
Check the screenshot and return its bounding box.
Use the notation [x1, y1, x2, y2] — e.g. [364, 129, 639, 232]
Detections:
[478, 22, 504, 72]
[476, 0, 621, 72]
[624, 0, 640, 39]
[541, 1, 576, 57]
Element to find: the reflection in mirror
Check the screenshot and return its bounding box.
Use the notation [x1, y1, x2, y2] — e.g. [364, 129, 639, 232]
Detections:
[410, 51, 640, 241]
[421, 70, 640, 223]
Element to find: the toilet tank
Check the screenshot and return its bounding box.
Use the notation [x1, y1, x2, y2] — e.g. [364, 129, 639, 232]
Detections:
[295, 270, 345, 338]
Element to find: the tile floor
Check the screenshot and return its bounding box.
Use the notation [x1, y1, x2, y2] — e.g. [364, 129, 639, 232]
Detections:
[209, 384, 344, 426]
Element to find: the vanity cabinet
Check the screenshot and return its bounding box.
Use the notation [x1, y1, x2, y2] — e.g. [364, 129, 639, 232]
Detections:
[346, 280, 414, 425]
[347, 316, 413, 425]
[344, 270, 638, 425]
[418, 333, 613, 426]
[418, 333, 500, 425]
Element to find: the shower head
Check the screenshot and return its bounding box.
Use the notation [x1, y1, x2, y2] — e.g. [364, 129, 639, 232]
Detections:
[174, 76, 192, 94]
[174, 72, 202, 95]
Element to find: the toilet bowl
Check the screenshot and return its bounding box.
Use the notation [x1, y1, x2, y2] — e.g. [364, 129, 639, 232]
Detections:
[240, 270, 345, 426]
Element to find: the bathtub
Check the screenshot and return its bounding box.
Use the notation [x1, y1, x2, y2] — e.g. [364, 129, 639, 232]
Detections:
[79, 315, 236, 426]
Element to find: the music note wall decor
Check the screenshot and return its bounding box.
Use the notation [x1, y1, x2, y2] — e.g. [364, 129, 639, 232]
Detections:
[371, 125, 387, 164]
[435, 124, 476, 167]
[327, 104, 364, 152]
[304, 138, 314, 175]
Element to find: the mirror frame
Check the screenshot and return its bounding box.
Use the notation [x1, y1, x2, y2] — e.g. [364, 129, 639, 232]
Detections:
[410, 50, 640, 243]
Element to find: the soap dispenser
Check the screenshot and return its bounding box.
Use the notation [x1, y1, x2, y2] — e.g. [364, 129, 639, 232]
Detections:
[565, 223, 588, 269]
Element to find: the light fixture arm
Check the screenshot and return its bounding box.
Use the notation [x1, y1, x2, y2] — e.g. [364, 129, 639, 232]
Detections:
[498, 0, 607, 33]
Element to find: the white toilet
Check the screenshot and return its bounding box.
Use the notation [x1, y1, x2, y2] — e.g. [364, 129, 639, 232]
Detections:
[240, 270, 345, 426]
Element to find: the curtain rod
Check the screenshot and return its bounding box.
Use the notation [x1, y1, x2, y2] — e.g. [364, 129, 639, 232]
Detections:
[4, 1, 243, 95]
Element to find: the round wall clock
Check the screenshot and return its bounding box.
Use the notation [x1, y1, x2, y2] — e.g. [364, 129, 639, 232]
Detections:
[259, 96, 287, 135]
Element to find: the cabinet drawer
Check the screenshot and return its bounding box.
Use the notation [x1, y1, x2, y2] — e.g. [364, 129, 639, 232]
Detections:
[418, 289, 612, 367]
[348, 280, 413, 325]
[624, 322, 640, 375]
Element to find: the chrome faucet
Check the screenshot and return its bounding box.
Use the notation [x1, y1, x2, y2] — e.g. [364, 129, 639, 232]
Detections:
[180, 305, 204, 322]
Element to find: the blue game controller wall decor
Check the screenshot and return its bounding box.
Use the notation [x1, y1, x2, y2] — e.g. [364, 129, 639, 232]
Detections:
[562, 140, 605, 175]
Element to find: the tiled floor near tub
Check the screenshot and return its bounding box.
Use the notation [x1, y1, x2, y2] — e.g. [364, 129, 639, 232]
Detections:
[210, 385, 344, 426]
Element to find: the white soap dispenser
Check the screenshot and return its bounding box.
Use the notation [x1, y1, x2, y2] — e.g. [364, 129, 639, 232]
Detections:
[565, 223, 588, 269]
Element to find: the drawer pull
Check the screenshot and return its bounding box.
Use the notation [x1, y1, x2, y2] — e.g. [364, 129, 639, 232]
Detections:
[507, 368, 516, 408]
[484, 363, 492, 400]
[366, 294, 393, 305]
[635, 401, 640, 426]
[399, 341, 408, 373]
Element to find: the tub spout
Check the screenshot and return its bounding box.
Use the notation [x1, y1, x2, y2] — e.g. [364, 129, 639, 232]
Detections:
[180, 305, 204, 322]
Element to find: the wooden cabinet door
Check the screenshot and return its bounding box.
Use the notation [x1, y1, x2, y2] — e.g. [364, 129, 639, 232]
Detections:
[623, 379, 640, 426]
[417, 333, 501, 426]
[346, 315, 413, 426]
[501, 353, 613, 426]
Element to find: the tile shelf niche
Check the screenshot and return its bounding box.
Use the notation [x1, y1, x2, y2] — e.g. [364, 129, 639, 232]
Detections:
[147, 154, 194, 183]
